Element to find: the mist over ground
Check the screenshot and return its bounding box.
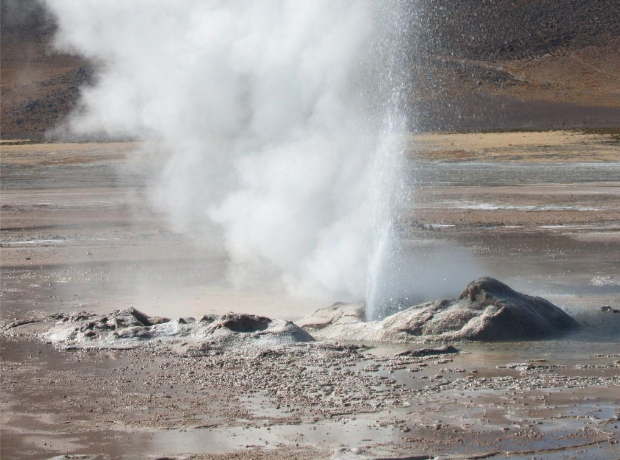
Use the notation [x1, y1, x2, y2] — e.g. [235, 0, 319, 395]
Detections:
[40, 1, 415, 308]
[4, 0, 617, 313]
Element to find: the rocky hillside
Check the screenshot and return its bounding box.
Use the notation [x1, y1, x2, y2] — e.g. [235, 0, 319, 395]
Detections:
[414, 0, 620, 60]
[1, 0, 91, 138]
[1, 0, 619, 137]
[407, 0, 620, 130]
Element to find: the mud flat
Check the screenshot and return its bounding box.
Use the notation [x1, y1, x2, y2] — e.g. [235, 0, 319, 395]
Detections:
[2, 292, 619, 460]
[2, 294, 620, 460]
[2, 131, 620, 459]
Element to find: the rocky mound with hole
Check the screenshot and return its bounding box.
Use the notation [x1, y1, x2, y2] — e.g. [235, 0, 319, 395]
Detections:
[1, 278, 579, 349]
[31, 308, 314, 350]
[297, 277, 579, 342]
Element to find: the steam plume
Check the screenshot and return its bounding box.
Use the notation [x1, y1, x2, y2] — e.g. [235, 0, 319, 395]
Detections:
[42, 1, 411, 305]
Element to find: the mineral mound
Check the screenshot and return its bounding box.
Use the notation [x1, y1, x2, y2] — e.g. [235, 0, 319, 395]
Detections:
[28, 308, 314, 350]
[297, 277, 579, 342]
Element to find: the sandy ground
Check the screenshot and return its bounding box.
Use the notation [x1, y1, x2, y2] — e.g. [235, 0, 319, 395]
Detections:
[411, 130, 620, 163]
[1, 132, 620, 459]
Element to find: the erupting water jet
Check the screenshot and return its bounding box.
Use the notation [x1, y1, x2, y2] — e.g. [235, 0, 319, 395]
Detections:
[43, 0, 417, 319]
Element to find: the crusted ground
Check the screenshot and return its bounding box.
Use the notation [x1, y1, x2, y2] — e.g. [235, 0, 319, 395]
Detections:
[2, 319, 620, 459]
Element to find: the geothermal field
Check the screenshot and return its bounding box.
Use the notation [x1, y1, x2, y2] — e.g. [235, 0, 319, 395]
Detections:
[1, 1, 620, 460]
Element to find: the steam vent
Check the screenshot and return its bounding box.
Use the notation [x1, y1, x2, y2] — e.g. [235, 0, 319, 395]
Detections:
[298, 277, 579, 342]
[3, 0, 620, 458]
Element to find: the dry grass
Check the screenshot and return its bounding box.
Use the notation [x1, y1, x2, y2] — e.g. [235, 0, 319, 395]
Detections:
[410, 130, 620, 162]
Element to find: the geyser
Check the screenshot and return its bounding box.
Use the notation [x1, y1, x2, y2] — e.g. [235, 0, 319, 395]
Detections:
[42, 1, 413, 317]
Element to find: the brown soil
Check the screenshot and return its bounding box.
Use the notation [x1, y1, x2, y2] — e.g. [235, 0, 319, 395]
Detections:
[412, 130, 620, 163]
[0, 36, 91, 137]
[2, 1, 619, 137]
[0, 0, 91, 137]
[497, 45, 620, 107]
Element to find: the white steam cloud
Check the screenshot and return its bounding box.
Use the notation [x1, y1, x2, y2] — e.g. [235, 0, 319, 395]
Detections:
[42, 1, 410, 305]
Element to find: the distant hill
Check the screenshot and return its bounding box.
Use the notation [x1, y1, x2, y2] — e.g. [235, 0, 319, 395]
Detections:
[414, 0, 620, 60]
[1, 0, 619, 137]
[1, 0, 91, 137]
[408, 0, 620, 130]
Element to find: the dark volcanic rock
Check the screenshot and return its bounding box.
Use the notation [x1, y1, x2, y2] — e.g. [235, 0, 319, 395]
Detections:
[396, 345, 460, 357]
[298, 277, 579, 343]
[125, 307, 153, 326]
[209, 313, 272, 333]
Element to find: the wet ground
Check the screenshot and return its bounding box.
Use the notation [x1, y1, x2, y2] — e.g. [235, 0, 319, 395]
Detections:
[1, 133, 619, 459]
[2, 330, 619, 460]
